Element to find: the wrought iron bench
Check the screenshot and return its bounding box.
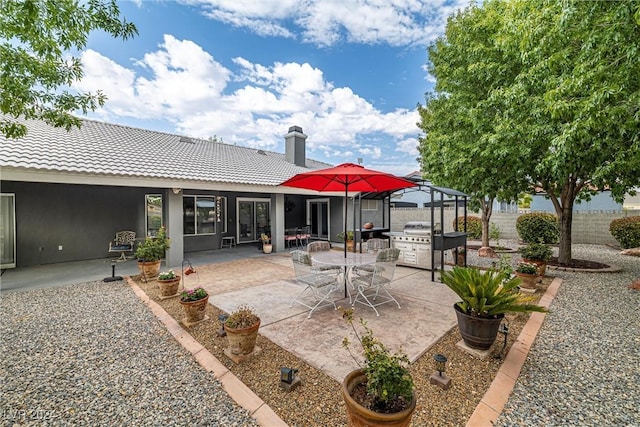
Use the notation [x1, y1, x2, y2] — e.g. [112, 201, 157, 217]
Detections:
[108, 230, 136, 261]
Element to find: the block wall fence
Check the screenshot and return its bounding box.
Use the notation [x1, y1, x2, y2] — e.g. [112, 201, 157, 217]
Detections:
[390, 208, 640, 246]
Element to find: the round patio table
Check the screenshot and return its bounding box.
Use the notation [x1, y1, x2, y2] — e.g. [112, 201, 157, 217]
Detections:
[312, 251, 376, 299]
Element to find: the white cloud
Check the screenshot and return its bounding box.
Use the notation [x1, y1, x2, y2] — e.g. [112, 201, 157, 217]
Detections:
[183, 0, 471, 47]
[76, 34, 422, 172]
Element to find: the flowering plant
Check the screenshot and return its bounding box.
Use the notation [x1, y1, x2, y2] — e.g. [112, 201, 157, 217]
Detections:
[515, 261, 538, 274]
[158, 269, 176, 280]
[180, 286, 208, 302]
[260, 233, 271, 243]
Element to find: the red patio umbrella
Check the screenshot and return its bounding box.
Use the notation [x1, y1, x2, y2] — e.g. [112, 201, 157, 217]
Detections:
[280, 163, 417, 296]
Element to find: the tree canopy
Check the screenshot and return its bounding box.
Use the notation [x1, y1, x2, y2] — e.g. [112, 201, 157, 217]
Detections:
[418, 0, 640, 263]
[0, 0, 137, 138]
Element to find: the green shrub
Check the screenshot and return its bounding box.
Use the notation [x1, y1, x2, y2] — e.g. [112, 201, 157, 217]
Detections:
[452, 215, 482, 239]
[609, 216, 640, 249]
[516, 212, 559, 244]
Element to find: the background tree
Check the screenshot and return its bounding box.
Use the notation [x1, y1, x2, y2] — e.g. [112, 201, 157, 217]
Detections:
[418, 1, 527, 252]
[419, 0, 640, 264]
[0, 0, 137, 138]
[500, 0, 640, 263]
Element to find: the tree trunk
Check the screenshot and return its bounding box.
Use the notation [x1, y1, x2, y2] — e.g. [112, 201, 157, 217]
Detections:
[480, 198, 493, 248]
[547, 178, 579, 265]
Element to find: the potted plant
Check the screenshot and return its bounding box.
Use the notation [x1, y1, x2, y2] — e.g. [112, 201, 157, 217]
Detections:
[440, 267, 547, 350]
[179, 286, 209, 324]
[157, 269, 180, 297]
[338, 230, 355, 252]
[261, 233, 272, 254]
[519, 242, 552, 275]
[455, 247, 466, 267]
[135, 226, 170, 279]
[514, 261, 539, 289]
[341, 308, 415, 427]
[224, 305, 261, 356]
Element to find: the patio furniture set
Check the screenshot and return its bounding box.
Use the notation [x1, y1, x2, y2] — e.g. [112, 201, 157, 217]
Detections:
[290, 239, 401, 318]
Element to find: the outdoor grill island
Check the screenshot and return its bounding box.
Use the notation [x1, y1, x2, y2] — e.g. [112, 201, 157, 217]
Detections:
[384, 221, 442, 270]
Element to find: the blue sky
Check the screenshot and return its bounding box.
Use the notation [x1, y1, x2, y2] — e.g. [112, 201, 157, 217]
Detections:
[76, 0, 470, 176]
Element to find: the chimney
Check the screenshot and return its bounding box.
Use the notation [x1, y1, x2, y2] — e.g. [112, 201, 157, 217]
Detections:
[285, 125, 307, 167]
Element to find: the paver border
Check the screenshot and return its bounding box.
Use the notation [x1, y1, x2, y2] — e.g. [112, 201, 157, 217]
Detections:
[126, 276, 288, 427]
[466, 276, 563, 427]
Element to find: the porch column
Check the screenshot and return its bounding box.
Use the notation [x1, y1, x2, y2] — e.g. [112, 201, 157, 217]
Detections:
[165, 189, 184, 269]
[272, 193, 285, 252]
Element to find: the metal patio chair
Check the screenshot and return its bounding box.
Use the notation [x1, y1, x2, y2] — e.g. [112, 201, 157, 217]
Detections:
[351, 248, 401, 316]
[108, 230, 136, 261]
[289, 250, 340, 318]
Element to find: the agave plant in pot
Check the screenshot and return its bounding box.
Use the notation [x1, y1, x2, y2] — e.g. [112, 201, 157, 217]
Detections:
[224, 305, 261, 359]
[341, 308, 415, 427]
[440, 267, 548, 350]
[135, 226, 170, 279]
[179, 286, 209, 325]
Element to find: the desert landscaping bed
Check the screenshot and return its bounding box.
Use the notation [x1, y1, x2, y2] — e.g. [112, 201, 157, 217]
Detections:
[132, 271, 551, 427]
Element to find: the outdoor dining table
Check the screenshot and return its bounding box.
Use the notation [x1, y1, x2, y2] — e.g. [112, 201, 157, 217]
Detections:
[311, 251, 377, 299]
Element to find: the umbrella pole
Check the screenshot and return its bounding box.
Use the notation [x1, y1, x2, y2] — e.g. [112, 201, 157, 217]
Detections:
[343, 185, 348, 298]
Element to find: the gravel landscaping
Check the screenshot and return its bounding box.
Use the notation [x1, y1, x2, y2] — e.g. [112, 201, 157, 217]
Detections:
[0, 282, 257, 427]
[2, 242, 637, 426]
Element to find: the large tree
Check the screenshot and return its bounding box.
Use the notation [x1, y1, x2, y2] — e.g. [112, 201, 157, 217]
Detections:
[419, 0, 640, 264]
[418, 1, 528, 251]
[0, 0, 137, 138]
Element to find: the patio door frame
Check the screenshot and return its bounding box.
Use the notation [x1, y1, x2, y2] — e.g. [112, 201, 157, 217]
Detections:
[1, 193, 16, 269]
[306, 198, 330, 240]
[236, 197, 271, 243]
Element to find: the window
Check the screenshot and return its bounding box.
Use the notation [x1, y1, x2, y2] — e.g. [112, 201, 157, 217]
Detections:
[145, 194, 163, 237]
[361, 199, 378, 210]
[184, 196, 216, 235]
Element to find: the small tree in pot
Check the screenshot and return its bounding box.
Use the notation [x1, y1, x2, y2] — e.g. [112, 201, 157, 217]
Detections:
[341, 308, 415, 427]
[441, 267, 548, 350]
[135, 226, 170, 279]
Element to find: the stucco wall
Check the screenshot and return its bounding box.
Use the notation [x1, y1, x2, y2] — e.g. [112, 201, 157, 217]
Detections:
[390, 208, 639, 246]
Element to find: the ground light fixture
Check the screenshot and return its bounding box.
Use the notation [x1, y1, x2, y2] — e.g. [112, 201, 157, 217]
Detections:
[430, 353, 452, 390]
[103, 259, 123, 282]
[279, 367, 301, 392]
[217, 313, 228, 337]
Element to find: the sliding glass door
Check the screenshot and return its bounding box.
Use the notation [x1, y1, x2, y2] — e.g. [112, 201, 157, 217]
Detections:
[237, 198, 270, 243]
[307, 199, 329, 239]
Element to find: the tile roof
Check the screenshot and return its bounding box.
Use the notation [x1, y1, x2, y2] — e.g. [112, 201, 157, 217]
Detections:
[0, 117, 330, 186]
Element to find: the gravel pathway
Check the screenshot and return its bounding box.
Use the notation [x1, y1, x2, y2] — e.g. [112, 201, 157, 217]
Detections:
[0, 281, 258, 427]
[491, 244, 640, 426]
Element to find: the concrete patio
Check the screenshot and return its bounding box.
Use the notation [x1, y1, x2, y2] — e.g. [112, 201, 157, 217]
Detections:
[187, 251, 459, 382]
[1, 246, 459, 383]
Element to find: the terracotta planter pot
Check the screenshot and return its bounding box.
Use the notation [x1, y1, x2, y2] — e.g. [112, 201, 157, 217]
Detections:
[456, 253, 466, 267]
[137, 260, 161, 279]
[342, 369, 416, 427]
[179, 295, 209, 323]
[224, 320, 261, 355]
[523, 258, 547, 276]
[454, 304, 504, 350]
[346, 240, 355, 253]
[157, 276, 181, 296]
[514, 271, 538, 289]
[263, 244, 273, 254]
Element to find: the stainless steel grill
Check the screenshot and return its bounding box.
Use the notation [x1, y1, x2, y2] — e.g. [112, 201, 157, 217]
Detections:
[384, 222, 441, 270]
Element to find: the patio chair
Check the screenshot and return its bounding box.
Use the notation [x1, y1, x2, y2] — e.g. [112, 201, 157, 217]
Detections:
[296, 225, 311, 248]
[289, 250, 340, 318]
[108, 230, 136, 261]
[285, 228, 299, 248]
[365, 238, 389, 254]
[307, 241, 342, 276]
[351, 248, 401, 316]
